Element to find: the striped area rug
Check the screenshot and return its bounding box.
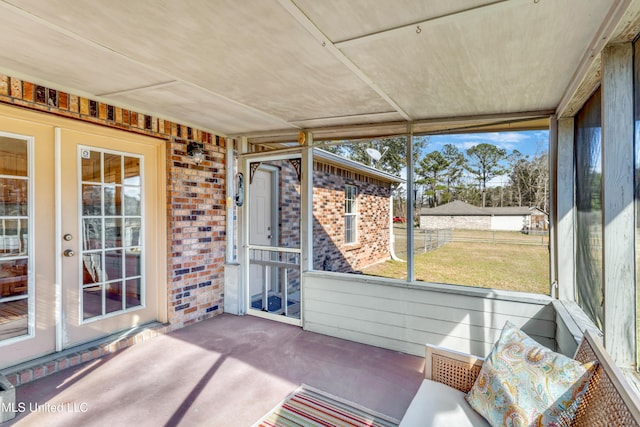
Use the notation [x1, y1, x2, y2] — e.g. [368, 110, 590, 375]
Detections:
[253, 385, 399, 427]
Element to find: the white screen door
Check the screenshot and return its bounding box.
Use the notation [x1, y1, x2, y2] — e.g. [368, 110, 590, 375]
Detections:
[247, 156, 301, 323]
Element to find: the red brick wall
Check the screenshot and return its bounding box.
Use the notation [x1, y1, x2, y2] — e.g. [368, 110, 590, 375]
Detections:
[167, 139, 226, 328]
[275, 159, 301, 249]
[0, 74, 226, 330]
[312, 162, 392, 273]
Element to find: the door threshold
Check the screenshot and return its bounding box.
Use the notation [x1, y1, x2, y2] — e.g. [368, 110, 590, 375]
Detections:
[1, 321, 170, 388]
[248, 309, 302, 327]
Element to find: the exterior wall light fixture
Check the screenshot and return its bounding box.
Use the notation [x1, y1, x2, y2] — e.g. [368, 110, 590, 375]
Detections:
[187, 142, 205, 164]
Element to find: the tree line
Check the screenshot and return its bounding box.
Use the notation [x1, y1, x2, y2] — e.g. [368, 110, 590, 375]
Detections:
[322, 136, 549, 218]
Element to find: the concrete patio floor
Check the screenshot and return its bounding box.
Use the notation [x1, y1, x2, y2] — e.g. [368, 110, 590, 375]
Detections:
[4, 314, 424, 426]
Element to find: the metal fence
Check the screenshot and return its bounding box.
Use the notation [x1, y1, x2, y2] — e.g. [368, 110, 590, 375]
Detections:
[393, 226, 549, 256]
[418, 228, 453, 252]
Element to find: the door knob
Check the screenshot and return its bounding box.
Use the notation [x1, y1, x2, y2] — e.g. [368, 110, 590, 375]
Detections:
[64, 249, 75, 257]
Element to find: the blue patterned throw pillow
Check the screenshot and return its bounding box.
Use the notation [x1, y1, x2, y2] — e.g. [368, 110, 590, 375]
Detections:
[465, 321, 596, 427]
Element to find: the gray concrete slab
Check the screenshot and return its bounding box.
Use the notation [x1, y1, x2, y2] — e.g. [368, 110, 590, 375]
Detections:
[4, 314, 423, 426]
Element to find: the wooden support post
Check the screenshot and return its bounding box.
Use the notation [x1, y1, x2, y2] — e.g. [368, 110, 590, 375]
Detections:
[601, 43, 635, 368]
[548, 115, 558, 297]
[556, 117, 575, 301]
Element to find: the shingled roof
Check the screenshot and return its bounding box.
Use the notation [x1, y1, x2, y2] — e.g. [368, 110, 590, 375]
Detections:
[420, 200, 538, 216]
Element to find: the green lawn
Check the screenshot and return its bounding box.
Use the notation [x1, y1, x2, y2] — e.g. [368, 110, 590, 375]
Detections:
[363, 241, 550, 295]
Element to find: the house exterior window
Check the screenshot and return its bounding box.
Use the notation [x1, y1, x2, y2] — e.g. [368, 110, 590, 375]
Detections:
[344, 185, 357, 244]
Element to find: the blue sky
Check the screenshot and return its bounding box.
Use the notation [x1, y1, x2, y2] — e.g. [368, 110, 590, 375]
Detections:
[411, 130, 549, 187]
[423, 130, 549, 159]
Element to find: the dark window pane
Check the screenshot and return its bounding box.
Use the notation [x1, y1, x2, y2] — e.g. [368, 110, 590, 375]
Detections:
[105, 250, 123, 281]
[125, 278, 141, 308]
[125, 250, 141, 277]
[575, 88, 603, 329]
[635, 40, 640, 350]
[105, 281, 123, 314]
[83, 285, 103, 320]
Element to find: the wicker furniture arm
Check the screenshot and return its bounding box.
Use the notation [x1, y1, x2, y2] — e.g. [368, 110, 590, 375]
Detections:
[572, 330, 640, 427]
[424, 331, 640, 426]
[425, 344, 485, 393]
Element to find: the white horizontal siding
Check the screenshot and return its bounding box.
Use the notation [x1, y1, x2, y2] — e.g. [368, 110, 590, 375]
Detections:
[553, 300, 602, 358]
[490, 215, 528, 231]
[302, 273, 555, 357]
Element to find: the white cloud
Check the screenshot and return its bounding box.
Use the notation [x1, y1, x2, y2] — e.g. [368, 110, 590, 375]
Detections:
[431, 130, 549, 155]
[486, 174, 510, 188]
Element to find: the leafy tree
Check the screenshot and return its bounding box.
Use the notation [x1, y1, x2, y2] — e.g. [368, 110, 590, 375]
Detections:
[441, 144, 466, 203]
[321, 135, 427, 177]
[416, 150, 449, 207]
[465, 143, 507, 207]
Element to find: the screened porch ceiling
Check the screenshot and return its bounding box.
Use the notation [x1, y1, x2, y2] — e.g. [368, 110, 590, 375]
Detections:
[0, 0, 638, 142]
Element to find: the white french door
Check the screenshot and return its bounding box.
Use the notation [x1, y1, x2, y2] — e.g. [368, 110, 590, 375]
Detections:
[59, 128, 161, 347]
[0, 108, 165, 369]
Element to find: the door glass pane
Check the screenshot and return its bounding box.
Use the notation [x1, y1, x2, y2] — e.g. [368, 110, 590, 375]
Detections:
[0, 179, 28, 216]
[125, 218, 141, 247]
[105, 281, 123, 314]
[125, 279, 141, 308]
[82, 218, 102, 250]
[0, 299, 28, 340]
[0, 259, 28, 297]
[80, 148, 144, 321]
[82, 253, 102, 285]
[0, 219, 27, 256]
[0, 135, 30, 341]
[0, 140, 27, 176]
[82, 185, 102, 216]
[83, 285, 102, 320]
[104, 153, 122, 185]
[124, 187, 141, 216]
[105, 218, 122, 248]
[82, 150, 101, 182]
[124, 157, 140, 186]
[104, 186, 122, 216]
[126, 251, 141, 277]
[105, 250, 123, 281]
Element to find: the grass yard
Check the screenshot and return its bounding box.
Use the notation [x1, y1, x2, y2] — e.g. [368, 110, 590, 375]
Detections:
[363, 240, 550, 295]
